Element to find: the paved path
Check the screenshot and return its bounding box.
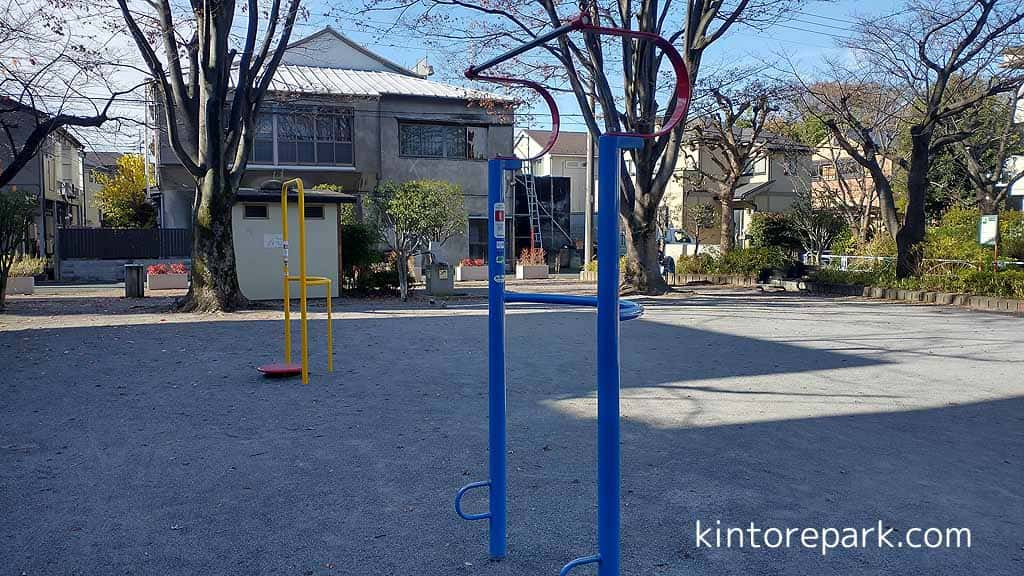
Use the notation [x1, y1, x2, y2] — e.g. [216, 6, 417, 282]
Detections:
[1, 287, 1022, 575]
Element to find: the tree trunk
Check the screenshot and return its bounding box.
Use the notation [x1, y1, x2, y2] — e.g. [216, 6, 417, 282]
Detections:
[896, 131, 931, 278]
[0, 271, 8, 313]
[625, 218, 668, 294]
[397, 253, 409, 301]
[179, 170, 247, 312]
[719, 196, 735, 253]
[977, 186, 999, 214]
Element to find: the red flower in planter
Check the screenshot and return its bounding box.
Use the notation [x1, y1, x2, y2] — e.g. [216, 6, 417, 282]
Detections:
[460, 258, 485, 267]
[169, 263, 188, 274]
[147, 264, 169, 275]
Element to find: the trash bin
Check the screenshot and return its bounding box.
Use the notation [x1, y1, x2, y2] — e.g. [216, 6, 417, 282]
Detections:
[425, 262, 455, 296]
[125, 264, 145, 298]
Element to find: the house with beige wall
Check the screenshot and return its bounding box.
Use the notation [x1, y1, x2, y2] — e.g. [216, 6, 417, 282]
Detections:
[663, 129, 812, 247]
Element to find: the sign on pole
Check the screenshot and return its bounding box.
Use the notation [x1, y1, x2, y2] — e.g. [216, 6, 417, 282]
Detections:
[979, 214, 999, 246]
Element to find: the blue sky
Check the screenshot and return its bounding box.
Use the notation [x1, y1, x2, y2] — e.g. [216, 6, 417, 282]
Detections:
[289, 0, 887, 133]
[81, 0, 889, 149]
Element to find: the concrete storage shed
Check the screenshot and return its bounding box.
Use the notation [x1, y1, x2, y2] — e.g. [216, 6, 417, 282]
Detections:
[231, 187, 355, 300]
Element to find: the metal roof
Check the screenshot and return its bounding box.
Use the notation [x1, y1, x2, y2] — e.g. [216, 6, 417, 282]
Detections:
[262, 66, 512, 102]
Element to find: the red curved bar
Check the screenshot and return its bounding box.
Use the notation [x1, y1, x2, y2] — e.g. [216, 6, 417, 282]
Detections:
[465, 71, 561, 161]
[568, 16, 692, 139]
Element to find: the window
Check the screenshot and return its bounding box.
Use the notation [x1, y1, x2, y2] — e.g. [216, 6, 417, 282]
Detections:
[266, 108, 353, 165]
[315, 108, 354, 165]
[399, 123, 486, 159]
[304, 205, 325, 219]
[564, 160, 586, 169]
[278, 113, 315, 164]
[468, 217, 488, 259]
[243, 204, 268, 219]
[741, 156, 767, 176]
[252, 114, 274, 163]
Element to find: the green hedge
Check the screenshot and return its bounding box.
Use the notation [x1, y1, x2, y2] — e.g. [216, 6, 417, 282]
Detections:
[812, 268, 1024, 300]
[676, 247, 803, 278]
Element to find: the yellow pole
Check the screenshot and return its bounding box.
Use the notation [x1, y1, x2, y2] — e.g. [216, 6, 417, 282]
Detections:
[297, 180, 309, 385]
[281, 182, 291, 364]
[326, 281, 333, 372]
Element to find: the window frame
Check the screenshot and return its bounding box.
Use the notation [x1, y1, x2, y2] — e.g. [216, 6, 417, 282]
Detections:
[243, 204, 270, 219]
[398, 122, 488, 160]
[304, 205, 326, 220]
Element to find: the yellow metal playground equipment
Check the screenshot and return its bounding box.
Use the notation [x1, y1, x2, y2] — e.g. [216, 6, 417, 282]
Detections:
[257, 178, 333, 384]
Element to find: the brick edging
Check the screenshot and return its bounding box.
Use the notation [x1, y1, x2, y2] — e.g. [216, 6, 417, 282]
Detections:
[803, 281, 1024, 314]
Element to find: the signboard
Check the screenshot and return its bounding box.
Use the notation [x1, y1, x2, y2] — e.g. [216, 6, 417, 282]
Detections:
[493, 202, 506, 239]
[264, 233, 284, 248]
[979, 214, 999, 246]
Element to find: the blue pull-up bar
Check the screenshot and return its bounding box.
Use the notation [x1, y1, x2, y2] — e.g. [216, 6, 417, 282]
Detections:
[454, 13, 690, 576]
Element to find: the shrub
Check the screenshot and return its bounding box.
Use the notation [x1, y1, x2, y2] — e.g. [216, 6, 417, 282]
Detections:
[748, 212, 801, 252]
[519, 248, 546, 266]
[810, 267, 1024, 299]
[715, 247, 796, 278]
[581, 256, 632, 274]
[9, 257, 45, 277]
[341, 223, 379, 278]
[460, 258, 485, 267]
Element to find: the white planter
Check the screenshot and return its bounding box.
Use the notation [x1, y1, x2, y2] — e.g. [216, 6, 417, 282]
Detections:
[147, 273, 189, 290]
[5, 276, 34, 295]
[455, 265, 488, 281]
[515, 264, 549, 280]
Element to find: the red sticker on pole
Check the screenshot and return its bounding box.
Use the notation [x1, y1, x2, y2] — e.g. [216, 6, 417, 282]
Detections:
[494, 202, 506, 239]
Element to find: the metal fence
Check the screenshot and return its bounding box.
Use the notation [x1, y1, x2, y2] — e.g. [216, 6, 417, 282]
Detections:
[59, 228, 191, 259]
[817, 254, 1024, 274]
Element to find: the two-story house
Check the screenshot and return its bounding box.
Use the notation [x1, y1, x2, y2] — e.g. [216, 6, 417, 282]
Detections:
[663, 129, 812, 247]
[0, 97, 91, 259]
[152, 27, 515, 263]
[811, 134, 896, 238]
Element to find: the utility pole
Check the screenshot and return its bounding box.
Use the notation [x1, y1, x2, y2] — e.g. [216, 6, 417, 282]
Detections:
[583, 77, 596, 265]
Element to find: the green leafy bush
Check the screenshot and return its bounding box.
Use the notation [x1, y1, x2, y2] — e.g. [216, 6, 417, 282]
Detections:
[9, 257, 46, 277]
[675, 248, 802, 279]
[811, 267, 1024, 299]
[748, 212, 801, 252]
[582, 256, 630, 274]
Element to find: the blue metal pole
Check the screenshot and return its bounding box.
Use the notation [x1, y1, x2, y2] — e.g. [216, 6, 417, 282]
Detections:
[487, 157, 519, 559]
[596, 135, 642, 576]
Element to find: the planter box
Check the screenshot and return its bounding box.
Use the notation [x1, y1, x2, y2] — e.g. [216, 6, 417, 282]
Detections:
[5, 276, 34, 295]
[579, 270, 598, 283]
[455, 265, 488, 282]
[515, 264, 549, 280]
[147, 273, 189, 290]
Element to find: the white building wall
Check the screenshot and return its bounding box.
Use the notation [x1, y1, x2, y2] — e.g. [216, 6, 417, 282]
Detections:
[231, 202, 340, 300]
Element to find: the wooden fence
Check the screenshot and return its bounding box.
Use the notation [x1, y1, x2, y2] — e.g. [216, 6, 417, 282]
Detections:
[59, 228, 191, 259]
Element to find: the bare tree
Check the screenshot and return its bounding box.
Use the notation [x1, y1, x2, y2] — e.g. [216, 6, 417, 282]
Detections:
[115, 0, 301, 311]
[0, 2, 136, 189]
[946, 91, 1024, 212]
[691, 82, 773, 252]
[844, 0, 1024, 276]
[801, 134, 881, 242]
[789, 75, 907, 241]
[354, 0, 803, 293]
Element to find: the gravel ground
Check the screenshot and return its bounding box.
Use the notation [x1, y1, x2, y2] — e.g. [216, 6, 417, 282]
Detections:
[1, 284, 1022, 575]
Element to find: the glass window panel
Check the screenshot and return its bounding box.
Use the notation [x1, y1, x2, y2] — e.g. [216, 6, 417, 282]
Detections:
[253, 141, 273, 163]
[316, 142, 334, 164]
[255, 114, 273, 137]
[316, 115, 334, 140]
[297, 142, 315, 163]
[446, 125, 467, 159]
[467, 126, 486, 160]
[335, 142, 353, 165]
[279, 143, 297, 163]
[335, 115, 352, 142]
[281, 114, 314, 140]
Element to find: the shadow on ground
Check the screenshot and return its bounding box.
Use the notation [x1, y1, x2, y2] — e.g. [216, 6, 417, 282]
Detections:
[1, 303, 1021, 575]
